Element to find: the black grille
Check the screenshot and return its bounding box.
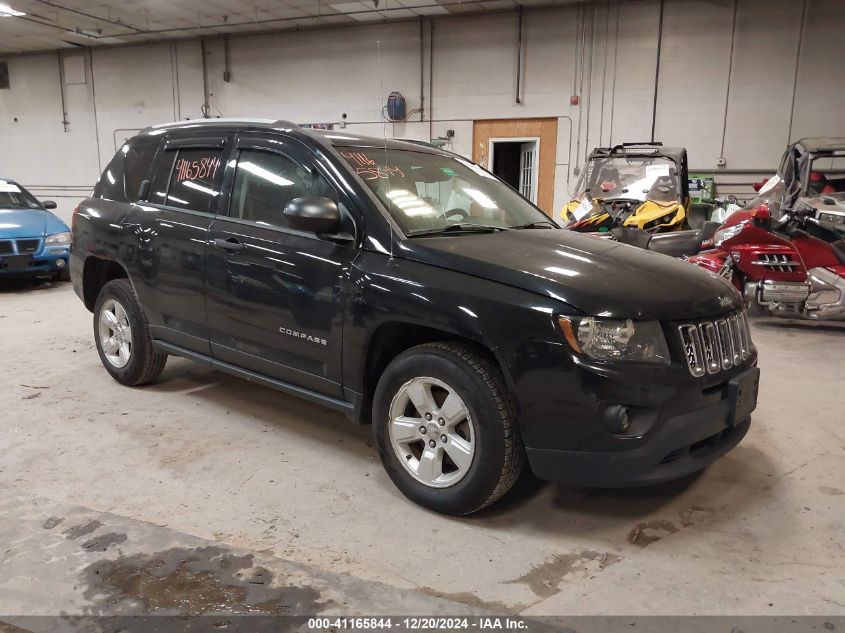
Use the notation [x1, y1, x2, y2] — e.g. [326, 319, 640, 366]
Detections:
[17, 239, 40, 254]
[0, 240, 12, 255]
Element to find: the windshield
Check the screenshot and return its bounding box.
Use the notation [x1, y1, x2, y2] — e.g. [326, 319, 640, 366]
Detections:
[0, 181, 42, 210]
[743, 176, 788, 216]
[573, 155, 680, 203]
[338, 147, 555, 235]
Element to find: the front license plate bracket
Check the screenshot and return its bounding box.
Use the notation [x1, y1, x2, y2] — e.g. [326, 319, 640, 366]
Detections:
[0, 255, 31, 271]
[728, 367, 760, 426]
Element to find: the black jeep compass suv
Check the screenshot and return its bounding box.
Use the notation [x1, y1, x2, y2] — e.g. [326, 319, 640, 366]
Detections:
[70, 118, 759, 515]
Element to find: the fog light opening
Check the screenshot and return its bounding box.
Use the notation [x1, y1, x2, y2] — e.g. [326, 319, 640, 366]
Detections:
[603, 404, 631, 434]
[56, 259, 66, 268]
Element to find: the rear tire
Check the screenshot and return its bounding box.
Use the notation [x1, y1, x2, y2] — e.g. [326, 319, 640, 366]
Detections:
[373, 342, 524, 515]
[93, 279, 167, 386]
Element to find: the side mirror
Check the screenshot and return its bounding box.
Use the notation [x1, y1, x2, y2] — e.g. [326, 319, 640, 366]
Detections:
[283, 196, 341, 235]
[751, 205, 770, 218]
[42, 200, 57, 210]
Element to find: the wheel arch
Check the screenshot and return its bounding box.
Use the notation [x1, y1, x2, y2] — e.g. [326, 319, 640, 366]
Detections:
[354, 320, 510, 425]
[81, 256, 130, 312]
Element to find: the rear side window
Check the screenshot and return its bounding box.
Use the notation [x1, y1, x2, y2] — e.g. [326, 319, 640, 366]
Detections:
[93, 139, 159, 203]
[125, 141, 159, 202]
[150, 147, 224, 213]
[93, 148, 128, 202]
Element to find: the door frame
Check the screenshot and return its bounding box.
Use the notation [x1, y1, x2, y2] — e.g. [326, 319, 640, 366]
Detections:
[487, 137, 540, 204]
[473, 118, 557, 215]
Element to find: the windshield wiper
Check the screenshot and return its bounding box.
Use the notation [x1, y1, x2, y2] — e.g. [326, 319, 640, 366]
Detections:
[406, 223, 509, 238]
[511, 220, 557, 230]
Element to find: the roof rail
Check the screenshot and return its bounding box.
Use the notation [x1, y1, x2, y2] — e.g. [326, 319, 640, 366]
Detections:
[612, 142, 663, 150]
[140, 117, 301, 133]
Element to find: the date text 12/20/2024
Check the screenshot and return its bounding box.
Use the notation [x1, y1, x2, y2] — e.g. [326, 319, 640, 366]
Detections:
[307, 617, 529, 630]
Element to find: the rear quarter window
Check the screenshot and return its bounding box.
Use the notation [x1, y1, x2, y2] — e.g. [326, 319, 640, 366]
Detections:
[125, 141, 159, 202]
[93, 148, 128, 202]
[93, 139, 159, 203]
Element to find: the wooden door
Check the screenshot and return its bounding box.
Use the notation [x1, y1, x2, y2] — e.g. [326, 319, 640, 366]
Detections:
[473, 118, 558, 215]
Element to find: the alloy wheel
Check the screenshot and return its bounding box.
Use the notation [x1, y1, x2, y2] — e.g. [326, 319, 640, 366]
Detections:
[388, 376, 476, 488]
[98, 298, 132, 368]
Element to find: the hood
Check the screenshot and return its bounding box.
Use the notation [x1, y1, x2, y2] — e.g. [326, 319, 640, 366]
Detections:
[400, 229, 741, 320]
[0, 208, 68, 239]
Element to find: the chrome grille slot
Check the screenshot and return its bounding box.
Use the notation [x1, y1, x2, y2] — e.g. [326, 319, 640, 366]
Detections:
[678, 309, 753, 377]
[699, 323, 720, 374]
[728, 315, 742, 364]
[752, 253, 800, 272]
[679, 325, 705, 377]
[737, 312, 750, 360]
[715, 319, 733, 369]
[0, 240, 13, 255]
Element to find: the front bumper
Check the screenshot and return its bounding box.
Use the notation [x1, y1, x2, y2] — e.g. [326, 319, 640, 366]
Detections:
[511, 325, 758, 488]
[0, 244, 69, 278]
[527, 408, 751, 487]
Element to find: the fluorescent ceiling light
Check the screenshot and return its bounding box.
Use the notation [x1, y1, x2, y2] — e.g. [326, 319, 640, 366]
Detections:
[394, 0, 448, 14]
[0, 3, 25, 16]
[328, 0, 436, 21]
[330, 1, 383, 21]
[410, 5, 447, 15]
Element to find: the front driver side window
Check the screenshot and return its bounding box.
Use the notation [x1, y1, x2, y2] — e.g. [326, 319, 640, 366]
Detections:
[230, 149, 336, 229]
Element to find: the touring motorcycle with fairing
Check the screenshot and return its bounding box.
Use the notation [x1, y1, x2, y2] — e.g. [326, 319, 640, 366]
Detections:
[689, 193, 845, 321]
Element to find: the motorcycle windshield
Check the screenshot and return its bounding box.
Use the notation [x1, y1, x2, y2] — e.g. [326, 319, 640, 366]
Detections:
[572, 155, 681, 204]
[743, 177, 787, 216]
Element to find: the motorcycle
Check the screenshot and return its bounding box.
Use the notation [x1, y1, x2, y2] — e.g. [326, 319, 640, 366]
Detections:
[689, 200, 845, 321]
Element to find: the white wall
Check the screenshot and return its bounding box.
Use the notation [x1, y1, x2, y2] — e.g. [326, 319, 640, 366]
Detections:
[1, 0, 844, 223]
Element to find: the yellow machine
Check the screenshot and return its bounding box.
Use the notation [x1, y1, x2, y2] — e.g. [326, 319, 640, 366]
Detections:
[562, 143, 690, 233]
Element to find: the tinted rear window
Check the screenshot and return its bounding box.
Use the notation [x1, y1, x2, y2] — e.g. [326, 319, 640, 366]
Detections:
[125, 141, 159, 202]
[93, 139, 159, 203]
[93, 149, 127, 202]
[150, 147, 224, 213]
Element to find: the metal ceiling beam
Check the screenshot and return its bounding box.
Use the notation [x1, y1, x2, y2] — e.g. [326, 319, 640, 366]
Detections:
[0, 0, 602, 55]
[30, 0, 147, 33]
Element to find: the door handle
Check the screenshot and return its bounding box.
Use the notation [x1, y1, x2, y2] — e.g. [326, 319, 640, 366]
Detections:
[213, 238, 247, 253]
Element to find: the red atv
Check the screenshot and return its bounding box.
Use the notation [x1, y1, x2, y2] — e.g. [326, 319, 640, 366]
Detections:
[689, 197, 845, 321]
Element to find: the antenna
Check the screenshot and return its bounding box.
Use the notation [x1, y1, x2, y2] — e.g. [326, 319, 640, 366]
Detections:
[377, 39, 395, 259]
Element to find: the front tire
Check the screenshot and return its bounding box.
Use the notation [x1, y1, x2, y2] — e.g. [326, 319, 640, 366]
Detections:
[93, 279, 167, 386]
[373, 342, 524, 515]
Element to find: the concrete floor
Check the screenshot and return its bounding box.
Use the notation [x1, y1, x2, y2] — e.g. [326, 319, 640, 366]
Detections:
[1, 279, 843, 617]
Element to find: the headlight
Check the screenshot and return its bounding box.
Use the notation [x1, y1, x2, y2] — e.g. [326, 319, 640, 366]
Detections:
[713, 223, 743, 246]
[46, 231, 71, 245]
[557, 316, 670, 364]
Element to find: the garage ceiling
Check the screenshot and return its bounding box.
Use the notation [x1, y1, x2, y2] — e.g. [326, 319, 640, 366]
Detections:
[0, 0, 583, 54]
